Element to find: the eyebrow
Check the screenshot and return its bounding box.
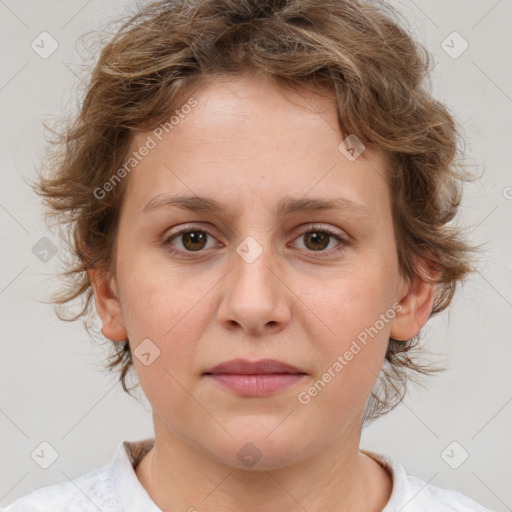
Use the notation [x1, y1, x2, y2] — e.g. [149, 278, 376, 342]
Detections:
[142, 194, 372, 218]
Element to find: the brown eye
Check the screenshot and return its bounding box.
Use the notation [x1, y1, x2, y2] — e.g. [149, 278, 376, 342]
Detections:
[180, 231, 208, 251]
[290, 225, 348, 258]
[165, 228, 215, 253]
[303, 231, 331, 251]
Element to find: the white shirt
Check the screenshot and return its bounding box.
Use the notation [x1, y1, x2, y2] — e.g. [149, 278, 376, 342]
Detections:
[2, 438, 492, 511]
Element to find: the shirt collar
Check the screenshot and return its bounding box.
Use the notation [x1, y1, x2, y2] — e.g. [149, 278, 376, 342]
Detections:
[361, 448, 410, 511]
[111, 438, 161, 511]
[112, 440, 406, 511]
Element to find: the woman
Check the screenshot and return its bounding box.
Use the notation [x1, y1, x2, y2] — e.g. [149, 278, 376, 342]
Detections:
[3, 0, 491, 510]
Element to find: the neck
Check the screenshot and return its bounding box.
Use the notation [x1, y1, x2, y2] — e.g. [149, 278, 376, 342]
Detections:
[135, 413, 392, 512]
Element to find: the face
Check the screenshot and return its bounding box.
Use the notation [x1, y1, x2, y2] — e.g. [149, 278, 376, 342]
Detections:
[91, 73, 434, 470]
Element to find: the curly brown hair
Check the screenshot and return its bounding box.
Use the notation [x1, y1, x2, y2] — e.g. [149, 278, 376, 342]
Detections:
[33, 0, 478, 424]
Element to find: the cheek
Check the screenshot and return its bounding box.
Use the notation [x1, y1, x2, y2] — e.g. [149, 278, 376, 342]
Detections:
[302, 266, 394, 394]
[297, 302, 391, 430]
[118, 245, 208, 337]
[117, 253, 218, 394]
[305, 263, 394, 340]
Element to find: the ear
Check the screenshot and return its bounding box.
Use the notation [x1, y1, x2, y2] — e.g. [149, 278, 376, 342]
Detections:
[87, 267, 128, 341]
[389, 265, 438, 342]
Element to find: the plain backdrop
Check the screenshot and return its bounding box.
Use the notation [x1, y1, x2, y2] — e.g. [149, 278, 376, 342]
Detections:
[0, 0, 511, 510]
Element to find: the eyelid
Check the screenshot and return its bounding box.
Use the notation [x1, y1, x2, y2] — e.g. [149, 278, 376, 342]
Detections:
[164, 223, 217, 239]
[163, 223, 222, 250]
[165, 222, 347, 239]
[291, 222, 346, 239]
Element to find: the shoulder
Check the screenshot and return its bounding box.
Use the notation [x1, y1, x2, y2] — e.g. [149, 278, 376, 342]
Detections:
[0, 465, 114, 512]
[399, 473, 493, 511]
[362, 450, 493, 512]
[1, 439, 157, 512]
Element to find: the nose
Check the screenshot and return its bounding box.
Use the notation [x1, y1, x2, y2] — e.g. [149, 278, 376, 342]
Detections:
[216, 237, 291, 336]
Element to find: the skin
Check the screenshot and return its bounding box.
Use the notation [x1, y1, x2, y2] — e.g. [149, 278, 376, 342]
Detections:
[88, 73, 435, 511]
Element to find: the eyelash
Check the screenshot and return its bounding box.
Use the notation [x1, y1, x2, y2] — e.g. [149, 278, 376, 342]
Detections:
[163, 224, 349, 259]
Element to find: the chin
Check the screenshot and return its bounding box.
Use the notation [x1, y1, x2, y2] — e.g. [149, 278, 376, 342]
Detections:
[208, 426, 310, 471]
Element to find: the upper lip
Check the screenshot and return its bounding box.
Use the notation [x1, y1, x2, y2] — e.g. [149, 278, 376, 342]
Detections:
[204, 358, 306, 375]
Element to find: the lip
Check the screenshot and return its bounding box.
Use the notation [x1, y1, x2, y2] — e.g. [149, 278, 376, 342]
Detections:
[203, 358, 307, 397]
[204, 358, 306, 375]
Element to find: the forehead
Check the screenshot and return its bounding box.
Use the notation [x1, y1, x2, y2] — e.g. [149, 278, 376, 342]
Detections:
[123, 74, 390, 218]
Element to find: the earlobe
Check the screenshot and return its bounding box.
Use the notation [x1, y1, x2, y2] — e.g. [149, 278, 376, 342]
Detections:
[87, 268, 128, 342]
[389, 272, 437, 342]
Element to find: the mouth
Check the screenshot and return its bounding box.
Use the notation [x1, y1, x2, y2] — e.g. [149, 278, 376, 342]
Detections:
[203, 358, 307, 396]
[204, 358, 307, 375]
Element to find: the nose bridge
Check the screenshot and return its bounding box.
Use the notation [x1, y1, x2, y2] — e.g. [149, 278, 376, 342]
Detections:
[217, 231, 290, 333]
[232, 233, 278, 300]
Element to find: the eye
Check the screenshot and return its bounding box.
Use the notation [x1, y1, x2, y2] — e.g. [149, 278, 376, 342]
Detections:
[164, 226, 219, 255]
[163, 223, 349, 258]
[290, 224, 348, 257]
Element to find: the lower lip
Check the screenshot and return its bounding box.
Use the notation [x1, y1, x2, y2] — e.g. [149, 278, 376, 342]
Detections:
[205, 373, 306, 396]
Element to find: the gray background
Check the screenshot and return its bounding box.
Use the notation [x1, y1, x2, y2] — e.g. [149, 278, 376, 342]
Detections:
[0, 0, 511, 510]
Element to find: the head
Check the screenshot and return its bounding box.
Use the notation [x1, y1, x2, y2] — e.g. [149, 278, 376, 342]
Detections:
[35, 0, 475, 466]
